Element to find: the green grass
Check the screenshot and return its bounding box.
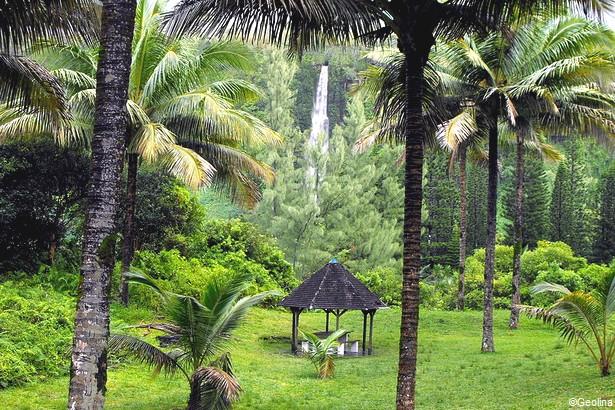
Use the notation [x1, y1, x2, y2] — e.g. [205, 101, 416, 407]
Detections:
[1, 308, 612, 409]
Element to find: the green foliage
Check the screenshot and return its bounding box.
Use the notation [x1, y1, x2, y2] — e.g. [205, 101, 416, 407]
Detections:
[0, 141, 89, 273]
[420, 265, 458, 310]
[132, 169, 205, 252]
[461, 241, 607, 309]
[127, 218, 296, 310]
[422, 150, 459, 266]
[0, 281, 73, 387]
[521, 241, 587, 284]
[129, 250, 215, 309]
[593, 162, 615, 263]
[356, 267, 401, 306]
[549, 139, 595, 257]
[186, 219, 297, 292]
[301, 329, 348, 379]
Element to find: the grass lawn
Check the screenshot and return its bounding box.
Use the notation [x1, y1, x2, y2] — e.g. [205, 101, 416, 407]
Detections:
[1, 308, 612, 409]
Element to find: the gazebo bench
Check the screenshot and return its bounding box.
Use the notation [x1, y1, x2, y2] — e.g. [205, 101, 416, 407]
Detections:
[299, 336, 360, 356]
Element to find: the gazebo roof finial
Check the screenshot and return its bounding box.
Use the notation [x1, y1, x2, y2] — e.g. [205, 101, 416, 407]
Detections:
[329, 257, 338, 264]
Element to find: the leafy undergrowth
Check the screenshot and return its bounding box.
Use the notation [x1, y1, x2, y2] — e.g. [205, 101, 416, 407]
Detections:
[1, 308, 613, 409]
[0, 282, 73, 387]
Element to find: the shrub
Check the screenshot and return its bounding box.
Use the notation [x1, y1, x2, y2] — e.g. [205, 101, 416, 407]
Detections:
[463, 246, 514, 309]
[531, 265, 587, 306]
[421, 265, 457, 309]
[577, 263, 611, 290]
[132, 170, 205, 252]
[0, 142, 89, 273]
[0, 281, 73, 387]
[129, 248, 284, 311]
[521, 241, 587, 283]
[356, 267, 401, 306]
[186, 219, 297, 292]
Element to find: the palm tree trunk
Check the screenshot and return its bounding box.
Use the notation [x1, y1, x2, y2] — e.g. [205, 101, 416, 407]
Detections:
[396, 44, 430, 410]
[509, 131, 524, 329]
[67, 1, 136, 408]
[482, 117, 498, 353]
[187, 374, 202, 410]
[457, 143, 468, 311]
[601, 358, 610, 377]
[119, 153, 138, 306]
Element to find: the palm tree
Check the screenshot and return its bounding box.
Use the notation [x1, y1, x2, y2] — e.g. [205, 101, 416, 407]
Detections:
[433, 16, 615, 345]
[436, 18, 615, 331]
[67, 0, 138, 408]
[352, 53, 484, 313]
[3, 0, 280, 305]
[502, 17, 615, 329]
[164, 1, 614, 407]
[520, 269, 615, 376]
[110, 271, 274, 409]
[0, 0, 95, 118]
[301, 329, 348, 379]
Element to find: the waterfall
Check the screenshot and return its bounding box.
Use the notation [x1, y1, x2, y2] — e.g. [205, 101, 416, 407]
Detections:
[307, 64, 329, 189]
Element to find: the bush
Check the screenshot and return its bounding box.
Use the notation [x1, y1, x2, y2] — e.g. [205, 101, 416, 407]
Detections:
[0, 142, 89, 273]
[531, 265, 585, 306]
[186, 219, 297, 292]
[132, 170, 205, 252]
[521, 241, 587, 283]
[129, 248, 284, 310]
[577, 263, 611, 290]
[0, 281, 73, 387]
[356, 267, 401, 306]
[421, 265, 457, 309]
[463, 246, 514, 309]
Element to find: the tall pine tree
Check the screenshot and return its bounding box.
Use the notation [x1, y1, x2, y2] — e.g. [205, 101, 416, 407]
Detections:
[594, 162, 615, 263]
[504, 153, 550, 249]
[549, 139, 593, 256]
[422, 149, 459, 266]
[466, 163, 488, 254]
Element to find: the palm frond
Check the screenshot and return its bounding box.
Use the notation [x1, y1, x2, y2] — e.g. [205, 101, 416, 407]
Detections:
[0, 54, 67, 120]
[130, 122, 176, 161]
[124, 270, 166, 296]
[0, 0, 98, 52]
[108, 334, 182, 377]
[158, 144, 216, 189]
[189, 365, 241, 410]
[302, 329, 348, 378]
[532, 281, 572, 295]
[164, 0, 384, 53]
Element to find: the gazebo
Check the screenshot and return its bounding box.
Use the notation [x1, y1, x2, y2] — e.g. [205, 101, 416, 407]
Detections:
[279, 259, 386, 355]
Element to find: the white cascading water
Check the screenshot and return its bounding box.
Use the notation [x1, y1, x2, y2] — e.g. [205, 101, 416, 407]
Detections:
[307, 64, 329, 189]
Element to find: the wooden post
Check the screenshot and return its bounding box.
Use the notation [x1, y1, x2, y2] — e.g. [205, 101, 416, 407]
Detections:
[291, 309, 297, 354]
[335, 309, 340, 330]
[368, 310, 375, 355]
[325, 310, 330, 332]
[361, 310, 367, 355]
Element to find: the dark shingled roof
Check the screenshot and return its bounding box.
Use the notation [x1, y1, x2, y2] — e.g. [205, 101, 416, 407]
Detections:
[279, 260, 386, 310]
